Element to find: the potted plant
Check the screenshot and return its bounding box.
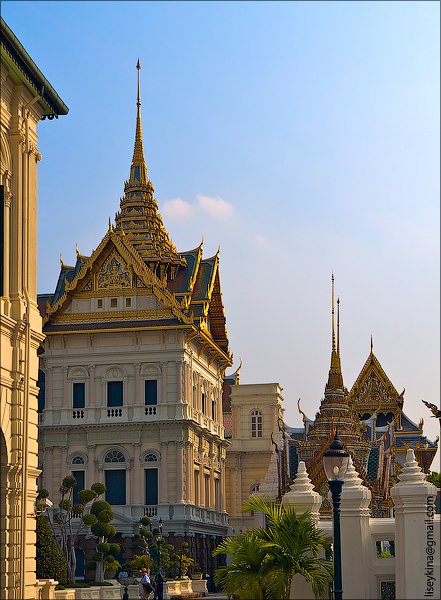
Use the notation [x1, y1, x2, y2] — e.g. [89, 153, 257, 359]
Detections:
[191, 564, 202, 580]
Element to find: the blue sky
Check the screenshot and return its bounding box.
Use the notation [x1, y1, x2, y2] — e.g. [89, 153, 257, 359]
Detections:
[3, 1, 439, 451]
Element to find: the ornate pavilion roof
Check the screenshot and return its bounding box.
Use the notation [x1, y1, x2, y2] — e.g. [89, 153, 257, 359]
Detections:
[38, 62, 231, 366]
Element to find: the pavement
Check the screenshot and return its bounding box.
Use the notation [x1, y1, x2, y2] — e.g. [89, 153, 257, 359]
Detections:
[206, 594, 229, 600]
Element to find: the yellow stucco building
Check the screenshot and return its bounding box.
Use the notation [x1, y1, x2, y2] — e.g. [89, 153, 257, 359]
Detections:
[0, 18, 68, 600]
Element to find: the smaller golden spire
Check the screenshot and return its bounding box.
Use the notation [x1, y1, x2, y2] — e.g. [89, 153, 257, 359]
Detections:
[337, 297, 340, 357]
[331, 273, 336, 352]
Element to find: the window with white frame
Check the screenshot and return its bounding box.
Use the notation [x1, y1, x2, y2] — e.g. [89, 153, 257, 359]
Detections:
[251, 410, 263, 438]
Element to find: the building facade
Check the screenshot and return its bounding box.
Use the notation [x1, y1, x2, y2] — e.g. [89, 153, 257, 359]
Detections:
[37, 62, 232, 577]
[223, 372, 285, 535]
[0, 18, 68, 600]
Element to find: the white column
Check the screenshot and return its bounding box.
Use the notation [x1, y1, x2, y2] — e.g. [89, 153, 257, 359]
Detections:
[161, 362, 168, 404]
[282, 462, 322, 600]
[177, 362, 183, 403]
[134, 363, 141, 404]
[339, 457, 372, 599]
[282, 461, 322, 521]
[159, 442, 168, 504]
[44, 447, 53, 497]
[133, 443, 142, 505]
[87, 445, 96, 488]
[391, 449, 439, 600]
[45, 366, 53, 409]
[176, 442, 184, 503]
[1, 172, 11, 302]
[88, 364, 95, 408]
[61, 446, 68, 476]
[63, 367, 68, 405]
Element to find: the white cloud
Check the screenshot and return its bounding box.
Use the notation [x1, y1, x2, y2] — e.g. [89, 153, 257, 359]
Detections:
[255, 234, 269, 248]
[196, 194, 234, 219]
[162, 197, 193, 219]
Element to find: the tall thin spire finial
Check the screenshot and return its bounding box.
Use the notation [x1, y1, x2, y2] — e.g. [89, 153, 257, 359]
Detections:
[331, 272, 336, 352]
[370, 335, 373, 353]
[128, 59, 148, 185]
[136, 58, 141, 107]
[337, 297, 340, 357]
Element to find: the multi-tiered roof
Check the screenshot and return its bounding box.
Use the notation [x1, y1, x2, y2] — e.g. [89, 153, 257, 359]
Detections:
[39, 62, 231, 368]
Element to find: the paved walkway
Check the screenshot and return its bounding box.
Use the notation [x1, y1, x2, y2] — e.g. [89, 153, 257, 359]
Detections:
[206, 593, 228, 600]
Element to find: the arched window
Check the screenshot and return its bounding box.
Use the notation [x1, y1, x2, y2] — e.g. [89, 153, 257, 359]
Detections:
[104, 450, 126, 463]
[72, 455, 85, 465]
[250, 483, 260, 494]
[251, 410, 263, 438]
[145, 453, 158, 462]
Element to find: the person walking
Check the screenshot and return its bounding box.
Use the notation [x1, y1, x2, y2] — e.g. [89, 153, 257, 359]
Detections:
[153, 568, 165, 600]
[138, 568, 154, 599]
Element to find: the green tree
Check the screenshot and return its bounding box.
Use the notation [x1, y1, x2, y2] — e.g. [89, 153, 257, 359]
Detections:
[36, 515, 68, 584]
[41, 477, 119, 583]
[213, 497, 333, 600]
[427, 471, 441, 488]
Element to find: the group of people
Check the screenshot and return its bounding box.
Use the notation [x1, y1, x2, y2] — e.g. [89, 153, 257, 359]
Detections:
[138, 568, 165, 600]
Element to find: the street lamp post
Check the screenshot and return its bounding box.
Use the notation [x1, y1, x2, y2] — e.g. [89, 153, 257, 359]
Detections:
[156, 518, 164, 567]
[323, 432, 349, 600]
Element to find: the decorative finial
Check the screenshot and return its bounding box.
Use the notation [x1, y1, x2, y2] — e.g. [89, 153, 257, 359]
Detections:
[136, 58, 141, 107]
[75, 243, 80, 257]
[370, 335, 373, 353]
[337, 297, 340, 357]
[235, 359, 242, 384]
[421, 400, 441, 419]
[59, 253, 64, 267]
[297, 398, 308, 425]
[331, 273, 336, 352]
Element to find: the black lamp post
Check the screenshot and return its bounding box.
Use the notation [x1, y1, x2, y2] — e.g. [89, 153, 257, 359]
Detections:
[323, 432, 349, 600]
[156, 518, 164, 567]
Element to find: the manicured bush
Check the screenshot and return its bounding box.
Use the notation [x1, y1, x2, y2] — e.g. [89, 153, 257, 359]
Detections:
[91, 482, 106, 496]
[36, 516, 68, 584]
[90, 500, 111, 516]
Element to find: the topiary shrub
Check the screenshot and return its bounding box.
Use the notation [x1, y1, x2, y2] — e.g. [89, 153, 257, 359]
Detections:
[36, 516, 68, 584]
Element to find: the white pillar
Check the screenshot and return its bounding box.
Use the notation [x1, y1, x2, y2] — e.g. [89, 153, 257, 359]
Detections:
[87, 445, 96, 488]
[176, 442, 184, 503]
[159, 442, 168, 504]
[390, 449, 439, 600]
[161, 362, 168, 404]
[88, 364, 95, 408]
[134, 363, 141, 405]
[281, 461, 322, 600]
[282, 461, 322, 522]
[133, 443, 142, 505]
[339, 457, 372, 599]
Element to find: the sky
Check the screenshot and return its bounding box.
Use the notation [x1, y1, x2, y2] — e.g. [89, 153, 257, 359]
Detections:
[3, 1, 440, 460]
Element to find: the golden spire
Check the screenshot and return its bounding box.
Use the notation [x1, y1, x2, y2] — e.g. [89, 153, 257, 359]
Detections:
[370, 334, 374, 353]
[326, 273, 344, 392]
[129, 59, 148, 185]
[337, 296, 340, 357]
[332, 272, 336, 352]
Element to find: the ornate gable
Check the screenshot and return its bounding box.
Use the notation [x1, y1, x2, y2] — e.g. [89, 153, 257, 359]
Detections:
[43, 228, 192, 327]
[349, 351, 403, 418]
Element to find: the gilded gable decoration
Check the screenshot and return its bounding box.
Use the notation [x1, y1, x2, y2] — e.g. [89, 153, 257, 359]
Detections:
[357, 370, 393, 404]
[97, 254, 132, 290]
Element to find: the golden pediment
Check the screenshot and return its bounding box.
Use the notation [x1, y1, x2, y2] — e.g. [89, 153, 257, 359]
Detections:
[96, 252, 132, 290]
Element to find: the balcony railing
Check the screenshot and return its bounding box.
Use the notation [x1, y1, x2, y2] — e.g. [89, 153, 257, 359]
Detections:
[39, 404, 224, 437]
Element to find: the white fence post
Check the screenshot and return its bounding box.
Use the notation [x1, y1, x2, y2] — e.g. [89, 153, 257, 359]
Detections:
[390, 448, 439, 600]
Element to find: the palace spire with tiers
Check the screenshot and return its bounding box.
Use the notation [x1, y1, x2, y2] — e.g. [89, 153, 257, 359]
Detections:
[291, 276, 371, 504]
[305, 275, 370, 456]
[114, 59, 186, 279]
